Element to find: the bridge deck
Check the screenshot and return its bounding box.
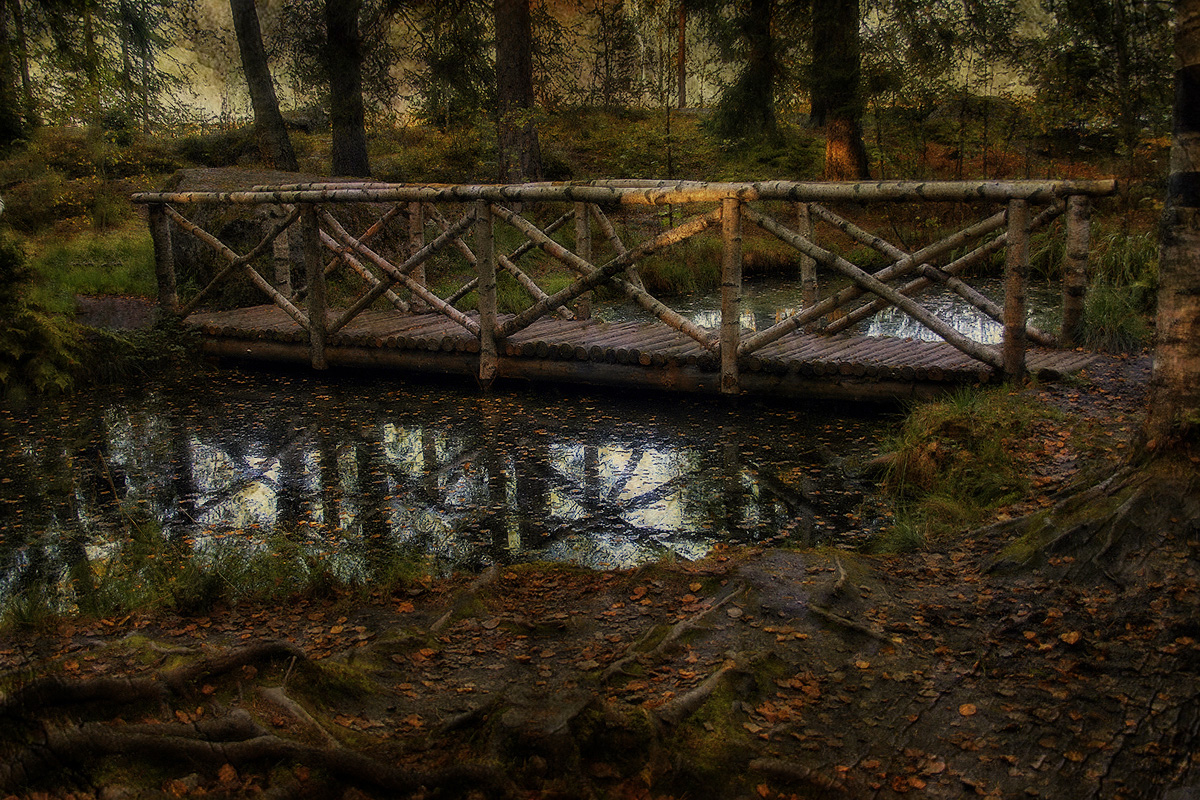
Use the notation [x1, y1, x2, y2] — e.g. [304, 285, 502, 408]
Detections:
[188, 305, 1095, 401]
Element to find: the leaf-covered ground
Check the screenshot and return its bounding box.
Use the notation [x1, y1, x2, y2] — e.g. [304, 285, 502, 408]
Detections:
[3, 353, 1198, 800]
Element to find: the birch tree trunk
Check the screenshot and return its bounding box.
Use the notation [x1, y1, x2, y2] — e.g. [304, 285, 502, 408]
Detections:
[494, 0, 543, 183]
[1145, 0, 1200, 449]
[325, 0, 371, 177]
[229, 0, 299, 172]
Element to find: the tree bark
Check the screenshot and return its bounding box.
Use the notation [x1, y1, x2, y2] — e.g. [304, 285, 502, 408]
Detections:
[229, 0, 299, 171]
[325, 0, 371, 177]
[744, 0, 776, 136]
[494, 0, 542, 183]
[7, 0, 34, 131]
[677, 2, 687, 109]
[1145, 0, 1200, 448]
[82, 0, 101, 127]
[811, 0, 869, 179]
[0, 0, 19, 147]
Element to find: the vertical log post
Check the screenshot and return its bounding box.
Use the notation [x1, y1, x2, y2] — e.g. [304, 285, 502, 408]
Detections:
[796, 202, 818, 308]
[1060, 195, 1091, 348]
[271, 206, 292, 297]
[476, 200, 498, 387]
[721, 197, 743, 395]
[574, 202, 592, 320]
[148, 204, 179, 315]
[409, 201, 426, 307]
[302, 203, 327, 370]
[1002, 199, 1031, 381]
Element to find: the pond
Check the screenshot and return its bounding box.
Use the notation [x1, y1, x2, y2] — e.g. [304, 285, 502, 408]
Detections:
[0, 366, 891, 614]
[0, 274, 1065, 615]
[600, 276, 1062, 345]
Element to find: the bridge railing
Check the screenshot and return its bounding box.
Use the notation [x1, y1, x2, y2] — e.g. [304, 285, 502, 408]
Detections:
[133, 178, 1116, 392]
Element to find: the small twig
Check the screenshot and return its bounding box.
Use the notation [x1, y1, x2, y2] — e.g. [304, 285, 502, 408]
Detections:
[282, 656, 297, 690]
[831, 553, 848, 597]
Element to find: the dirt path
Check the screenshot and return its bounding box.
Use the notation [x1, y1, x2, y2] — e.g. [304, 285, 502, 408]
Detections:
[3, 353, 1197, 800]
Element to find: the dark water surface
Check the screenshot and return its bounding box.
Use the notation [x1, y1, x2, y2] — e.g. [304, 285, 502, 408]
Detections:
[0, 366, 893, 608]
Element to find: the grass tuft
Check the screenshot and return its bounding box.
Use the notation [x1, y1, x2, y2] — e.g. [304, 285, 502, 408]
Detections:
[868, 386, 1056, 552]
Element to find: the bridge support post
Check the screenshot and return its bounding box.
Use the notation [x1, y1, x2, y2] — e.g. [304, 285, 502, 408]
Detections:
[409, 202, 426, 302]
[1002, 199, 1030, 381]
[476, 200, 498, 387]
[721, 197, 743, 395]
[796, 202, 818, 309]
[302, 203, 327, 369]
[148, 204, 178, 315]
[574, 202, 592, 320]
[1060, 195, 1091, 348]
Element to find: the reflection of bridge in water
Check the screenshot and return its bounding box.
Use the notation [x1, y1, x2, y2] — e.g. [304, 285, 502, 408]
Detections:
[170, 401, 826, 571]
[133, 177, 1113, 402]
[0, 375, 878, 605]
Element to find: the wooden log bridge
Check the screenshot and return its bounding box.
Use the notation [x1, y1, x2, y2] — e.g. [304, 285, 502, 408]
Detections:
[133, 177, 1115, 402]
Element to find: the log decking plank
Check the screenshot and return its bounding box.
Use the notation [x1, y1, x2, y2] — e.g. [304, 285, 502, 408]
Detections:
[182, 305, 1094, 398]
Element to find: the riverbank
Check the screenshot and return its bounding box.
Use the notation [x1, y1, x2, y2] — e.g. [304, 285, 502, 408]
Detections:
[3, 352, 1196, 800]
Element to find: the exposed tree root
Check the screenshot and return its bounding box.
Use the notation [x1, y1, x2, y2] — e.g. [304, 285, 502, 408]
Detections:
[258, 685, 342, 748]
[749, 757, 855, 797]
[985, 461, 1200, 584]
[0, 721, 515, 797]
[602, 582, 745, 682]
[807, 602, 897, 644]
[1, 640, 308, 718]
[162, 640, 308, 693]
[0, 675, 166, 717]
[654, 658, 740, 726]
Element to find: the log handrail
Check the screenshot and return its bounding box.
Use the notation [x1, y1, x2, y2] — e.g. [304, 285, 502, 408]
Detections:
[133, 178, 1116, 207]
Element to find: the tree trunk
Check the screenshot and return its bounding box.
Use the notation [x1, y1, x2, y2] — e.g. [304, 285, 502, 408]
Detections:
[494, 0, 542, 183]
[325, 0, 370, 177]
[9, 0, 35, 130]
[677, 2, 687, 109]
[1145, 0, 1200, 449]
[744, 0, 775, 135]
[229, 0, 299, 171]
[82, 0, 101, 128]
[811, 0, 869, 180]
[0, 0, 19, 147]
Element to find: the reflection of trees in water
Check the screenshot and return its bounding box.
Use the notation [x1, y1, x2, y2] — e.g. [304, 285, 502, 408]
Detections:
[0, 378, 873, 604]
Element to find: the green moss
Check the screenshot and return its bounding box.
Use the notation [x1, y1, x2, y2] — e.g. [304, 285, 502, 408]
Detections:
[995, 487, 1129, 570]
[294, 659, 378, 702]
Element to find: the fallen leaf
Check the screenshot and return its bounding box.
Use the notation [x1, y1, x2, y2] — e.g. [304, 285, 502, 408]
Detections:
[217, 764, 238, 785]
[959, 703, 977, 717]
